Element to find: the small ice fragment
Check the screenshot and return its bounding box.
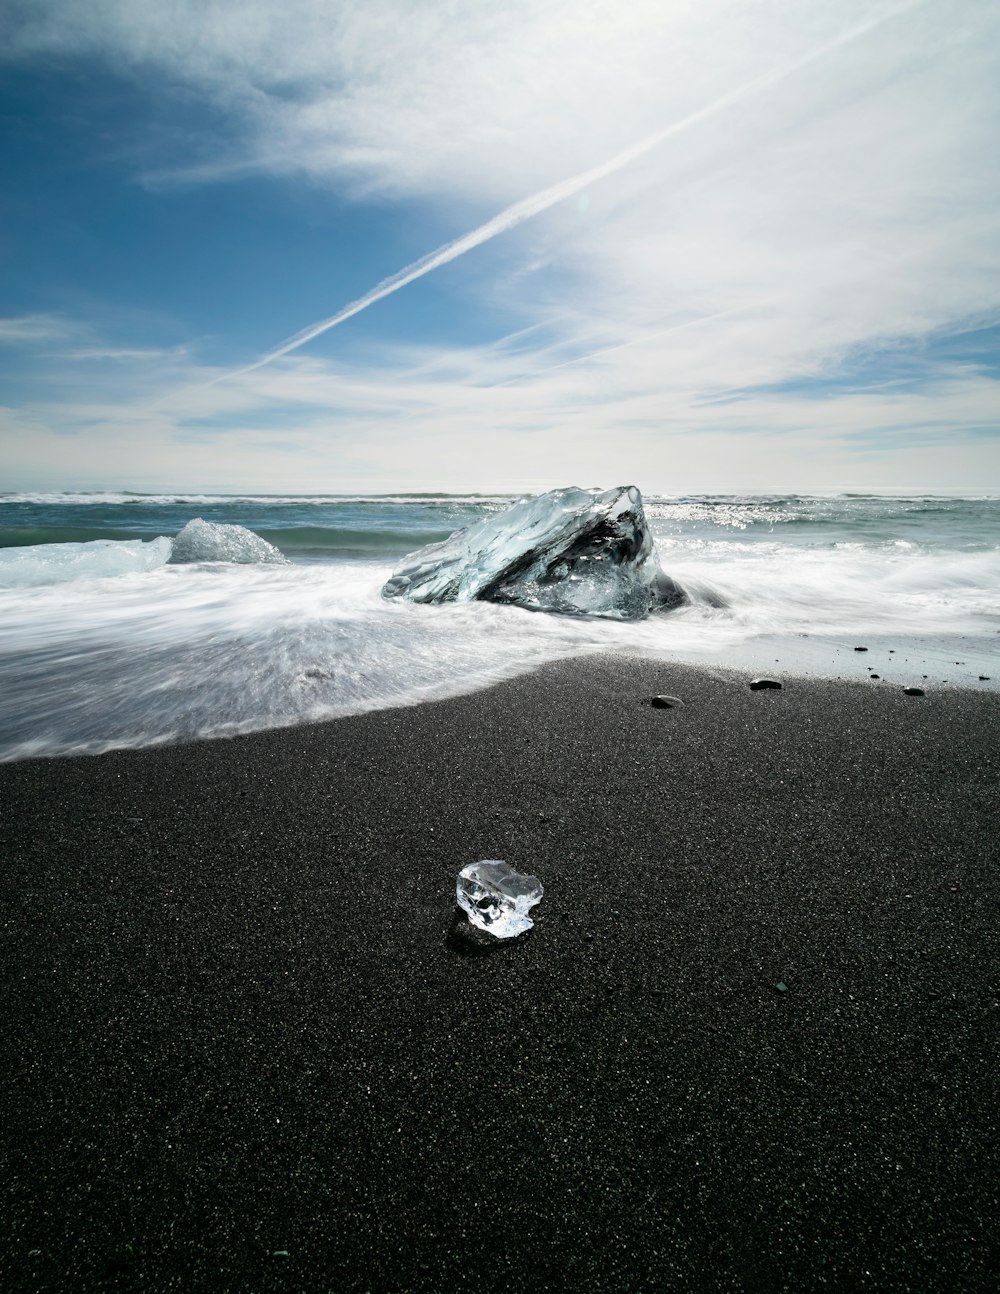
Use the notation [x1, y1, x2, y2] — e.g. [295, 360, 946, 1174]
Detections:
[456, 860, 543, 939]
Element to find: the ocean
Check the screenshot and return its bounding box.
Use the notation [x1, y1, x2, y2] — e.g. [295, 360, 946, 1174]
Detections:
[1, 490, 997, 761]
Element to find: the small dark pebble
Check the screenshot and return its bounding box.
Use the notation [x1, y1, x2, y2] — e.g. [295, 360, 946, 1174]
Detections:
[980, 675, 990, 681]
[854, 646, 868, 652]
[870, 674, 880, 680]
[749, 678, 782, 690]
[651, 694, 684, 708]
[903, 686, 925, 696]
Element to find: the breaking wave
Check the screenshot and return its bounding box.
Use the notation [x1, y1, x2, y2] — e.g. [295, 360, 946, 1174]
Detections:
[1, 490, 997, 759]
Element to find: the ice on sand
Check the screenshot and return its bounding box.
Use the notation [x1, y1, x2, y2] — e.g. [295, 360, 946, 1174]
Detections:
[456, 860, 544, 939]
[382, 485, 685, 621]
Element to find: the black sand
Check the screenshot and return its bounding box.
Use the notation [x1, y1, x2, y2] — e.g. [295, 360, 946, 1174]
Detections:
[1, 656, 998, 1292]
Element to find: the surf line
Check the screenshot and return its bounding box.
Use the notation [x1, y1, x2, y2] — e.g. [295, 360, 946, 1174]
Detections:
[210, 0, 922, 387]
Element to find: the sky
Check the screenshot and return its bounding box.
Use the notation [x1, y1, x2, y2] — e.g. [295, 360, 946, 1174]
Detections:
[1, 0, 999, 495]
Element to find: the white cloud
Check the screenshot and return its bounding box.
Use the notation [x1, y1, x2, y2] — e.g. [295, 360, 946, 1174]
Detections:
[0, 314, 79, 344]
[3, 316, 999, 495]
[4, 0, 1000, 489]
[63, 344, 193, 362]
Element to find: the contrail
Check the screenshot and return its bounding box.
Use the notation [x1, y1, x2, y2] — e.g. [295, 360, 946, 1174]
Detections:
[215, 2, 919, 385]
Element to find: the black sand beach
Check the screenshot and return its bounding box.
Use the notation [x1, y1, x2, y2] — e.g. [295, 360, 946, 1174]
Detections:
[1, 655, 998, 1292]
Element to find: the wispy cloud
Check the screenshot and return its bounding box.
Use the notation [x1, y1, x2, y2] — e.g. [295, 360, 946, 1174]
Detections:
[3, 0, 999, 490]
[0, 314, 78, 344]
[64, 344, 193, 362]
[214, 2, 920, 383]
[4, 311, 999, 494]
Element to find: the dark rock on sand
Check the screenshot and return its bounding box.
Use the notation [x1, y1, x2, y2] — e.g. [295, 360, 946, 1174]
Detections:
[651, 695, 684, 708]
[903, 686, 926, 696]
[749, 678, 782, 690]
[854, 646, 868, 651]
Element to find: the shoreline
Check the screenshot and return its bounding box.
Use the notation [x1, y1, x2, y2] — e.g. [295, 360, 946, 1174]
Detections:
[655, 630, 999, 695]
[3, 627, 998, 765]
[2, 654, 998, 1290]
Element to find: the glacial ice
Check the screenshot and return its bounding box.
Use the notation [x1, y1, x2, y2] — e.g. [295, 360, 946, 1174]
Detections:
[169, 518, 289, 565]
[382, 485, 684, 620]
[0, 537, 172, 588]
[456, 860, 544, 939]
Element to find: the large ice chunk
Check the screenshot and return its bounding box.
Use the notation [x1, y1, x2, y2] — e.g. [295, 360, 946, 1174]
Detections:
[0, 537, 172, 588]
[169, 518, 289, 565]
[457, 860, 544, 939]
[382, 485, 684, 620]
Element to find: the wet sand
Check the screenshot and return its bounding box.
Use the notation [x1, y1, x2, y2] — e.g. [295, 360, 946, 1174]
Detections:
[1, 655, 998, 1291]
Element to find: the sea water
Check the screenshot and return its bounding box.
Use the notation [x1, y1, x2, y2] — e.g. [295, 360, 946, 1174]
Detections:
[1, 491, 997, 760]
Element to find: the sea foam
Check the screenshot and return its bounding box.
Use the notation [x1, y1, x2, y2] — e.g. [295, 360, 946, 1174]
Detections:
[2, 544, 997, 760]
[1, 491, 997, 759]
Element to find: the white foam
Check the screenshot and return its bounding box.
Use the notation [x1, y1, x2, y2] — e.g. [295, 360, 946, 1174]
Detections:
[0, 563, 608, 758]
[1, 533, 997, 760]
[657, 540, 1000, 634]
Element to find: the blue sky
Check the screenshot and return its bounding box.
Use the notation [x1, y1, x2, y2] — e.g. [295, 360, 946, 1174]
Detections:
[2, 0, 999, 494]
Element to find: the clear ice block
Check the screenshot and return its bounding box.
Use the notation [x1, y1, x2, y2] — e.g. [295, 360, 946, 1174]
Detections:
[456, 860, 544, 939]
[382, 485, 685, 621]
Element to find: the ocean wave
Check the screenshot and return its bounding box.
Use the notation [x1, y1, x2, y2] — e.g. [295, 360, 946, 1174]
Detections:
[1, 538, 998, 759]
[0, 491, 516, 507]
[0, 525, 455, 583]
[0, 525, 158, 549]
[255, 525, 455, 554]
